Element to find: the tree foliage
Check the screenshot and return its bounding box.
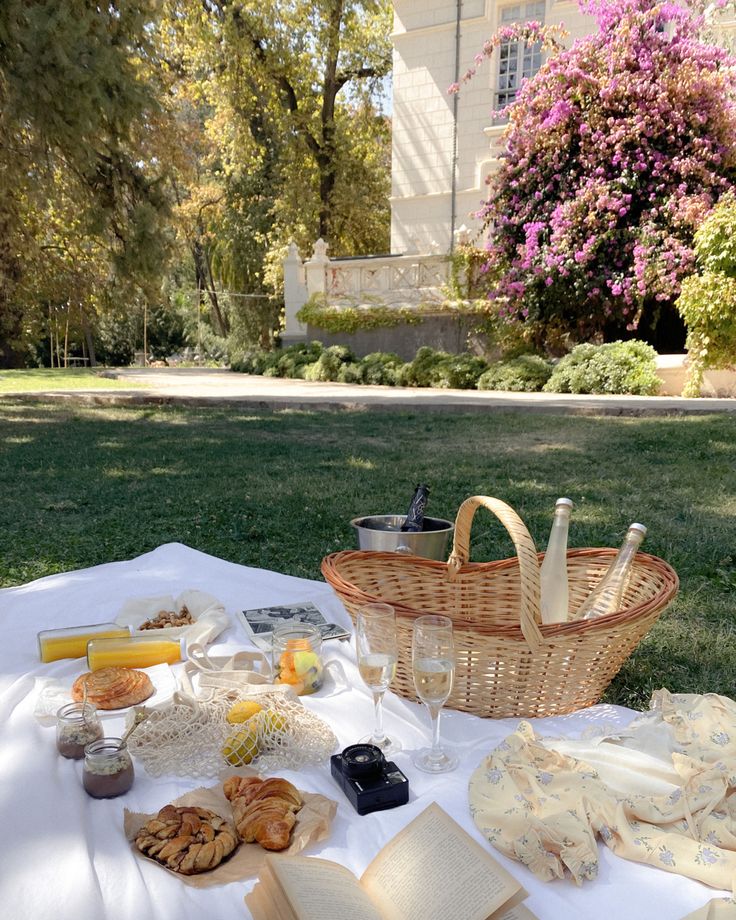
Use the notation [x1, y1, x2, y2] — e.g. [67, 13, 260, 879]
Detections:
[161, 0, 392, 348]
[0, 0, 172, 365]
[458, 0, 736, 345]
[676, 192, 736, 394]
[0, 0, 393, 363]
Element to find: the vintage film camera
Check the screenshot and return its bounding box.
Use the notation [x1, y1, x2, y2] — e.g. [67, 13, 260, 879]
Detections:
[330, 743, 410, 816]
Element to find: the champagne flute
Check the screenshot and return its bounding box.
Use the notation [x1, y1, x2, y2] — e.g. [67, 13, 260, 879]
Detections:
[411, 614, 458, 773]
[356, 603, 401, 754]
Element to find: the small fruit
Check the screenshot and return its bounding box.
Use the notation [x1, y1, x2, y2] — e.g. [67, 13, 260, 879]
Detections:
[251, 709, 288, 737]
[222, 727, 259, 766]
[226, 700, 264, 725]
[293, 650, 319, 676]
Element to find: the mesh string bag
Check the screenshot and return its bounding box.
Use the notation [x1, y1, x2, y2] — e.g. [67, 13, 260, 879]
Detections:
[126, 648, 337, 777]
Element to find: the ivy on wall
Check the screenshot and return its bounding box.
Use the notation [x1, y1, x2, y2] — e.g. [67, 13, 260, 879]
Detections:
[296, 294, 487, 334]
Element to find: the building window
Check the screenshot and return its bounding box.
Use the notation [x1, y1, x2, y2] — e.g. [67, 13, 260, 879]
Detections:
[495, 1, 546, 118]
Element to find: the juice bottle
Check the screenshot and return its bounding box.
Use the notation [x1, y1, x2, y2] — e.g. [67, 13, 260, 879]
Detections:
[38, 624, 132, 663]
[86, 635, 185, 670]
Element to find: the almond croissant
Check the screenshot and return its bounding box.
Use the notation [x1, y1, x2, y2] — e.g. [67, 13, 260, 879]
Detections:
[223, 776, 303, 851]
[135, 805, 238, 874]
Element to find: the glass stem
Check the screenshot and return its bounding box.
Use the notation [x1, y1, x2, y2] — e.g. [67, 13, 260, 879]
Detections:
[372, 690, 387, 745]
[428, 703, 443, 759]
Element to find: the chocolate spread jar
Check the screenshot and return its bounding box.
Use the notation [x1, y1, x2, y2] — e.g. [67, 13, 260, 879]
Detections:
[83, 737, 134, 798]
[56, 702, 103, 760]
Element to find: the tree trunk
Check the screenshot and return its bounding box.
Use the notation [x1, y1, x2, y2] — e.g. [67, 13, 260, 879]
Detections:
[80, 305, 98, 367]
[192, 236, 228, 337]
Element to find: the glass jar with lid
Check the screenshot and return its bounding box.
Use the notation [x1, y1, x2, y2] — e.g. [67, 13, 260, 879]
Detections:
[56, 702, 103, 760]
[272, 622, 324, 695]
[82, 737, 134, 798]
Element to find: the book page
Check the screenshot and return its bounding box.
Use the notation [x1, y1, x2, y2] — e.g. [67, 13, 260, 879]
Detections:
[245, 878, 293, 920]
[360, 802, 524, 920]
[267, 855, 384, 920]
[494, 905, 539, 920]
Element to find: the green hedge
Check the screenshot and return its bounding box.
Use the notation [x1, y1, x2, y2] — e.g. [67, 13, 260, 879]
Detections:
[542, 341, 661, 396]
[232, 340, 663, 396]
[477, 355, 552, 392]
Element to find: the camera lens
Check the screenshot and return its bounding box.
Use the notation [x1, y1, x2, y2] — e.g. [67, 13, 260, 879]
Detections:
[341, 744, 384, 779]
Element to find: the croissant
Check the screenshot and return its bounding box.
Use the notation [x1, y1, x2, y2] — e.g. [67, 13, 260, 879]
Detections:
[135, 805, 238, 874]
[223, 775, 303, 851]
[223, 775, 264, 806]
[247, 778, 302, 809]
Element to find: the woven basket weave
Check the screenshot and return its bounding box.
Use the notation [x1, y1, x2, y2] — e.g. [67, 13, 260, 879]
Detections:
[321, 496, 679, 718]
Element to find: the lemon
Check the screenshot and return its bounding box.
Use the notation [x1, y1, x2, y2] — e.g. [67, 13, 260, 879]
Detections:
[226, 700, 264, 725]
[255, 709, 288, 736]
[222, 727, 259, 766]
[247, 709, 288, 752]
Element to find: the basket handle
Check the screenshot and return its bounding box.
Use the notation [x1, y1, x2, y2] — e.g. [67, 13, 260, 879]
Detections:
[447, 496, 544, 652]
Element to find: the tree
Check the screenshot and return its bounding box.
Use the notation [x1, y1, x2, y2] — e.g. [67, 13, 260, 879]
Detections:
[457, 0, 736, 346]
[0, 0, 172, 365]
[162, 0, 392, 309]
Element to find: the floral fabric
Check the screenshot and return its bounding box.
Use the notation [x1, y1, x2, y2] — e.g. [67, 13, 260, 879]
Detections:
[469, 691, 736, 897]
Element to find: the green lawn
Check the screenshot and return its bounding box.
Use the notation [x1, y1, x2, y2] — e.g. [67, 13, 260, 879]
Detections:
[0, 368, 141, 393]
[1, 399, 734, 709]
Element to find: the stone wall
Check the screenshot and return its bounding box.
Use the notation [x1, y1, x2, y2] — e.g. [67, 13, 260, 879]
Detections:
[306, 313, 480, 360]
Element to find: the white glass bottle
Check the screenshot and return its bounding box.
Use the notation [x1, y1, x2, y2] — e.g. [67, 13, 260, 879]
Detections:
[540, 498, 574, 625]
[572, 523, 647, 621]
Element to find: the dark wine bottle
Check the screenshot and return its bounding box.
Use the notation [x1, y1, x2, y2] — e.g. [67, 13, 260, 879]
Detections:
[400, 484, 430, 532]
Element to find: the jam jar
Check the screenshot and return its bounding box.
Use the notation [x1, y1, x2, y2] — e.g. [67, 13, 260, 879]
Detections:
[272, 623, 324, 695]
[56, 702, 103, 760]
[83, 737, 134, 798]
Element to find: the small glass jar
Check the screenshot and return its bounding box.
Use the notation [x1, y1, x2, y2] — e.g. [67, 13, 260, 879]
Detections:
[56, 702, 103, 760]
[82, 737, 134, 798]
[272, 623, 324, 695]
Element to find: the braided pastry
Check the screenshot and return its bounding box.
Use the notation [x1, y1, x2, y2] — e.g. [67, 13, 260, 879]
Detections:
[135, 805, 238, 874]
[223, 776, 303, 851]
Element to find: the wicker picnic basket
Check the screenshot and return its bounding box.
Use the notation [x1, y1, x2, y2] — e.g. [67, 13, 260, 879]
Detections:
[321, 496, 679, 719]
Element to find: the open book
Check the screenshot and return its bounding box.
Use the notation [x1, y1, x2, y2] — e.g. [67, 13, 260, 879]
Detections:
[245, 802, 537, 920]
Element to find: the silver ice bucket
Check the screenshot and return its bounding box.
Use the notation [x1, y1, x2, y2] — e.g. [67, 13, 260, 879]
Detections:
[350, 514, 453, 561]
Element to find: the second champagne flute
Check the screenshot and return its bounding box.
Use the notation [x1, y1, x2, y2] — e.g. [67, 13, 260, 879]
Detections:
[412, 614, 458, 773]
[356, 603, 400, 754]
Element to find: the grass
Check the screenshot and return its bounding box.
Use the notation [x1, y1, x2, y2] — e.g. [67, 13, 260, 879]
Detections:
[1, 399, 734, 710]
[0, 368, 141, 393]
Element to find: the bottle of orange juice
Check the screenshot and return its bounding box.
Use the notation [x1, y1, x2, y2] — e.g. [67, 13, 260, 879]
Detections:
[38, 624, 132, 663]
[86, 635, 185, 670]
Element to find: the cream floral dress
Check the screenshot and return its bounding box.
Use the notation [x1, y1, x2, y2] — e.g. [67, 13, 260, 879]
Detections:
[469, 690, 736, 908]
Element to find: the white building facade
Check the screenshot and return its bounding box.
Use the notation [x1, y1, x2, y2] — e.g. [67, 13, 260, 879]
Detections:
[390, 0, 595, 255]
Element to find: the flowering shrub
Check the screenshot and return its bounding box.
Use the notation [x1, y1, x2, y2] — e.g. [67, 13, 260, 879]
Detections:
[456, 0, 736, 341]
[676, 192, 736, 394]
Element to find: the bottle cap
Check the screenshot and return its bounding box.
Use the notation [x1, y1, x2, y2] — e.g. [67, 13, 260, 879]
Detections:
[555, 498, 574, 509]
[629, 523, 647, 536]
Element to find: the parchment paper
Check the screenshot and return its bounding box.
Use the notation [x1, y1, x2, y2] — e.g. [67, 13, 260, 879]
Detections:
[124, 771, 337, 888]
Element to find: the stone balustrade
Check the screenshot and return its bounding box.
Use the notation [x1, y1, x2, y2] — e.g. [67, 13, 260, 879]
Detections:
[282, 238, 451, 343]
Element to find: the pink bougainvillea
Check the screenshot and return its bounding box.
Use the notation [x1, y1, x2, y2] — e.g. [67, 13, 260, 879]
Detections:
[463, 0, 736, 338]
